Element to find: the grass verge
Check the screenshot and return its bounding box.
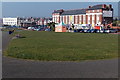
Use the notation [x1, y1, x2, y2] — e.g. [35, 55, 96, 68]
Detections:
[4, 30, 118, 61]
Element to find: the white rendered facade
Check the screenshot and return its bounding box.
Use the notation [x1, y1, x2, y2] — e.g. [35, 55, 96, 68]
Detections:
[3, 18, 17, 26]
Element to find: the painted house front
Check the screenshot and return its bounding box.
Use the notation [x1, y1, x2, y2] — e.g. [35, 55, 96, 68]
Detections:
[52, 4, 113, 27]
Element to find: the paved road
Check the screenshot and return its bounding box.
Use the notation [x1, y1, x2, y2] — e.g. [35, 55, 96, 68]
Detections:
[2, 31, 119, 78]
[0, 31, 2, 79]
[2, 31, 11, 51]
[2, 56, 118, 78]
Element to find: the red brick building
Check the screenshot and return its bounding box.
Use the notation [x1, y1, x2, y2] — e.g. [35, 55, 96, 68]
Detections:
[52, 4, 113, 27]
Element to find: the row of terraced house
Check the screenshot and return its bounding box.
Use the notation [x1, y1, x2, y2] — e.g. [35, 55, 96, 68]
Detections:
[2, 17, 52, 28]
[52, 4, 113, 27]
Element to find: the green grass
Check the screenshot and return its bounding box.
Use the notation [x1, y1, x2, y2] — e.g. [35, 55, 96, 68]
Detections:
[4, 30, 118, 61]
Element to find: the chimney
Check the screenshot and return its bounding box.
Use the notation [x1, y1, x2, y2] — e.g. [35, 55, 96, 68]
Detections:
[89, 6, 91, 8]
[109, 4, 112, 9]
[102, 4, 106, 8]
[60, 9, 64, 12]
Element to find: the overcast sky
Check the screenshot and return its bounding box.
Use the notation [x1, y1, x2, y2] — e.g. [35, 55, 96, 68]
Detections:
[2, 2, 119, 18]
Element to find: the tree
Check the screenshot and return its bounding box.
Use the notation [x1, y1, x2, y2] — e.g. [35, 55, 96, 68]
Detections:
[112, 21, 117, 26]
[71, 24, 74, 30]
[47, 22, 56, 31]
[114, 18, 118, 21]
[107, 25, 110, 29]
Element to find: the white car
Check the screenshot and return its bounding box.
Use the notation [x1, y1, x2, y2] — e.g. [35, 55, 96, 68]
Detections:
[100, 29, 104, 33]
[83, 29, 88, 33]
[96, 30, 100, 33]
[104, 29, 110, 33]
[28, 27, 35, 30]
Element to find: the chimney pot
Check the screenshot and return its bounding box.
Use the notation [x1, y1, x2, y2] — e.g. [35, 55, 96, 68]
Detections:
[109, 4, 112, 8]
[103, 4, 106, 8]
[89, 6, 91, 8]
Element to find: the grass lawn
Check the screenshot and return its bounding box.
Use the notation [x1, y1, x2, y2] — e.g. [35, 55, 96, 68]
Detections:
[4, 30, 118, 61]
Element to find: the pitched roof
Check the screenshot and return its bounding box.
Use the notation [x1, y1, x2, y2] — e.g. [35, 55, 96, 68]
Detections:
[87, 4, 103, 10]
[53, 4, 112, 15]
[52, 9, 64, 14]
[61, 9, 86, 15]
[21, 21, 35, 24]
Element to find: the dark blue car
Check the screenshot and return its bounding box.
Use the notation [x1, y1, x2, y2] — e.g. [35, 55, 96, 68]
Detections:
[77, 29, 84, 33]
[86, 29, 91, 33]
[90, 29, 98, 33]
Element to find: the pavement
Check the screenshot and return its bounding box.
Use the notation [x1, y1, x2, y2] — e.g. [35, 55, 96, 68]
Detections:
[2, 31, 11, 51]
[1, 31, 119, 78]
[2, 56, 119, 78]
[0, 31, 2, 79]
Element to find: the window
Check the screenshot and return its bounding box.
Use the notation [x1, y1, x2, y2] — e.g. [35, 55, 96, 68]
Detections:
[75, 16, 77, 24]
[97, 15, 99, 20]
[88, 20, 90, 24]
[83, 15, 86, 24]
[92, 20, 94, 24]
[92, 15, 94, 20]
[87, 15, 90, 24]
[88, 15, 90, 20]
[97, 10, 99, 12]
[79, 15, 81, 21]
[96, 20, 100, 24]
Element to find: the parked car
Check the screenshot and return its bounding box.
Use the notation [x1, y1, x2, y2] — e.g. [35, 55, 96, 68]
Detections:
[34, 28, 40, 31]
[86, 29, 91, 33]
[74, 30, 78, 32]
[99, 29, 104, 33]
[96, 29, 101, 33]
[45, 28, 51, 31]
[90, 29, 98, 33]
[28, 27, 35, 30]
[77, 29, 84, 33]
[83, 29, 88, 33]
[104, 29, 110, 33]
[109, 29, 118, 33]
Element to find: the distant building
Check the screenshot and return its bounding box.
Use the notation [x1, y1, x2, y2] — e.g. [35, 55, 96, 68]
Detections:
[2, 17, 52, 28]
[17, 17, 26, 26]
[17, 17, 52, 27]
[52, 4, 113, 27]
[20, 21, 36, 28]
[36, 17, 52, 25]
[3, 18, 17, 26]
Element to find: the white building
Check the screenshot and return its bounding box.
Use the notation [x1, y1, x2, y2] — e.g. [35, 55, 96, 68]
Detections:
[3, 18, 17, 26]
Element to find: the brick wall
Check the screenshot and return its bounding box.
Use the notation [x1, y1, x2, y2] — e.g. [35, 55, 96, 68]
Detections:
[90, 15, 92, 24]
[94, 15, 96, 24]
[81, 15, 83, 24]
[86, 15, 88, 24]
[99, 15, 102, 24]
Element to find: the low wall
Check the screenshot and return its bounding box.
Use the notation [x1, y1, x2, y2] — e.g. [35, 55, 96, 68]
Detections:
[110, 26, 120, 29]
